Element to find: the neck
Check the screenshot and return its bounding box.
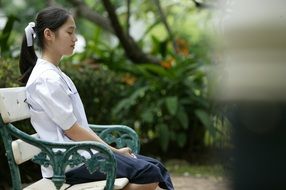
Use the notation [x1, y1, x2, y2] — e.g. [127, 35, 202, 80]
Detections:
[42, 49, 62, 65]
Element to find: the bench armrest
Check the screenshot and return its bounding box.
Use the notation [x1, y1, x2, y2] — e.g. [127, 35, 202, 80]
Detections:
[89, 124, 140, 154]
[6, 123, 116, 190]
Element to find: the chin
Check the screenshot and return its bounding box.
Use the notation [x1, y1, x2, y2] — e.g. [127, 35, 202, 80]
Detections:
[64, 51, 74, 56]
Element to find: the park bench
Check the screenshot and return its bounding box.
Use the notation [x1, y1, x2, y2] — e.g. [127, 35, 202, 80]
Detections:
[0, 87, 140, 190]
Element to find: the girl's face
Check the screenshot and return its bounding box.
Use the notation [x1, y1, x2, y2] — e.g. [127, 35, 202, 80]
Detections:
[51, 16, 77, 56]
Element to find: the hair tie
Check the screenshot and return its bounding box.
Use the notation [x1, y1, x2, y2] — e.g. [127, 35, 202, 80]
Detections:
[25, 22, 36, 47]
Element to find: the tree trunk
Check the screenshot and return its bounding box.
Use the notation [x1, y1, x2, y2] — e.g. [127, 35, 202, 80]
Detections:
[69, 0, 160, 64]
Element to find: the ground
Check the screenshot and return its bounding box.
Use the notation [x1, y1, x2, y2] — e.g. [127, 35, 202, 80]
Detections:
[160, 175, 230, 190]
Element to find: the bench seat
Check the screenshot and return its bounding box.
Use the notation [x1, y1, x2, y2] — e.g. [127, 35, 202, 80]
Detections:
[24, 178, 129, 190]
[13, 137, 129, 190]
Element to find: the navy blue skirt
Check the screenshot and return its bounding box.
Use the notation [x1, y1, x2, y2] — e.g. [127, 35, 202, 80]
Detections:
[65, 153, 174, 190]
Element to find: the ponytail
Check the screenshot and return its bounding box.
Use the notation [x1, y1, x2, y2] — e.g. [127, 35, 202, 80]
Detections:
[19, 24, 37, 84]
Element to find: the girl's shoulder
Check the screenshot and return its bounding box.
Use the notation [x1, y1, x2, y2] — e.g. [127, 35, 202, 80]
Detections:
[27, 62, 62, 87]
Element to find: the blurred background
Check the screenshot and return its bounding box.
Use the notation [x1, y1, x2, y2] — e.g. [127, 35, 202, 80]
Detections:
[0, 0, 230, 189]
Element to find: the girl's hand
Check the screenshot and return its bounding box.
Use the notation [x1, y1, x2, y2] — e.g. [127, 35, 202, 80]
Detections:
[117, 147, 136, 158]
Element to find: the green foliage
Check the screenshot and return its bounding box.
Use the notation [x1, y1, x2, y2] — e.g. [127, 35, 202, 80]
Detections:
[0, 59, 20, 88]
[61, 48, 212, 152]
[106, 55, 210, 152]
[59, 2, 216, 151]
[62, 63, 126, 124]
[0, 15, 19, 57]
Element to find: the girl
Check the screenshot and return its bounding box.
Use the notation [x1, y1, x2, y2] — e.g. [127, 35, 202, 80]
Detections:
[19, 7, 174, 190]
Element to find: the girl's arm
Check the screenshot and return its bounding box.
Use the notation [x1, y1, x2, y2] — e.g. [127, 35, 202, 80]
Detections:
[64, 123, 134, 157]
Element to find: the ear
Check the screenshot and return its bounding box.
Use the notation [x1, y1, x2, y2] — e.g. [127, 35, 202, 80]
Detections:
[43, 28, 55, 41]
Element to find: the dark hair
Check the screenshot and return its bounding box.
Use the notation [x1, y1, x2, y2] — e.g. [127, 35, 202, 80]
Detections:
[19, 7, 71, 84]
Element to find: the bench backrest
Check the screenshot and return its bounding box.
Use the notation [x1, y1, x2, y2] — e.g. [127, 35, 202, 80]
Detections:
[0, 87, 30, 123]
[0, 87, 40, 164]
[0, 87, 41, 189]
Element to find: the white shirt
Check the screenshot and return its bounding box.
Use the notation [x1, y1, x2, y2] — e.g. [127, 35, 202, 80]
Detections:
[26, 58, 91, 178]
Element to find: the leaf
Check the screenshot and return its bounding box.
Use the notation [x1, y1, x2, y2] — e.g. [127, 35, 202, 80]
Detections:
[140, 19, 161, 40]
[159, 39, 168, 58]
[112, 86, 149, 116]
[177, 105, 189, 129]
[195, 109, 211, 128]
[165, 96, 178, 115]
[158, 124, 169, 152]
[176, 133, 187, 147]
[139, 64, 172, 77]
[141, 110, 154, 123]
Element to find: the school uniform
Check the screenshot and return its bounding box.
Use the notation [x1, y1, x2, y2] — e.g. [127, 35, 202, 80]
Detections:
[26, 59, 174, 189]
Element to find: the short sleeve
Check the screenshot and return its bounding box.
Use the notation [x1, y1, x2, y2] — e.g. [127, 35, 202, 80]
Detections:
[32, 73, 77, 130]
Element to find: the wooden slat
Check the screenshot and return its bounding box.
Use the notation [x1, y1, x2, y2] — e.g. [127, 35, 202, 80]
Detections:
[24, 177, 129, 190]
[0, 87, 30, 123]
[12, 134, 41, 165]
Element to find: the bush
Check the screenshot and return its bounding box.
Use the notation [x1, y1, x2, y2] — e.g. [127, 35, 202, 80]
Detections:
[62, 63, 127, 124]
[61, 52, 211, 157]
[109, 56, 210, 152]
[0, 58, 21, 88]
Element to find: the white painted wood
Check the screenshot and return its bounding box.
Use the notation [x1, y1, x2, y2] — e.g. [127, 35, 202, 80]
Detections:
[24, 177, 129, 190]
[0, 87, 30, 123]
[12, 134, 41, 165]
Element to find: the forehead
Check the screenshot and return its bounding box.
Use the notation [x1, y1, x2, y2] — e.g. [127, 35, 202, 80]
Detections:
[61, 16, 76, 29]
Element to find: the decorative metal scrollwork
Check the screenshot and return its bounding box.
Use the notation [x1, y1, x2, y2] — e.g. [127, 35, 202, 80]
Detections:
[85, 153, 113, 174]
[67, 151, 86, 168]
[32, 152, 51, 168]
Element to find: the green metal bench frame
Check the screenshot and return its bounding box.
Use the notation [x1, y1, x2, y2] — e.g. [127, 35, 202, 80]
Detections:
[0, 87, 140, 190]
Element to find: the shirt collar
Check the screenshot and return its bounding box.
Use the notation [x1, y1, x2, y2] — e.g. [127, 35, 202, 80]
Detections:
[37, 58, 62, 74]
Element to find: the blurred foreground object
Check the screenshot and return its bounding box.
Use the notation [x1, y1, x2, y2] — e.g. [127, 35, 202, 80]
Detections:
[215, 1, 286, 190]
[217, 0, 286, 101]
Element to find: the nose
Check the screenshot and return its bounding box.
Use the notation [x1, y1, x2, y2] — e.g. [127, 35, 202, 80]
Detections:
[73, 34, 78, 42]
